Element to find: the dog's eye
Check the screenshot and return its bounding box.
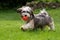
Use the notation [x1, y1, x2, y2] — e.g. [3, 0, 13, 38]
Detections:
[22, 11, 25, 13]
[27, 11, 30, 13]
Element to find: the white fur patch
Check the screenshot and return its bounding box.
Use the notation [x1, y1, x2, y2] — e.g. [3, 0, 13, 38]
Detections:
[21, 6, 32, 13]
[21, 19, 34, 30]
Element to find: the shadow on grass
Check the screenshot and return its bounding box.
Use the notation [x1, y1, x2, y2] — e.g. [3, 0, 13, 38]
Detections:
[0, 9, 21, 21]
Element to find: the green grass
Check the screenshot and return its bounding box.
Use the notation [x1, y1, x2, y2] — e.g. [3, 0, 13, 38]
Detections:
[0, 8, 60, 40]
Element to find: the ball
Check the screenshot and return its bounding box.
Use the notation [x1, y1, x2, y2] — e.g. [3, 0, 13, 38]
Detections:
[22, 16, 28, 21]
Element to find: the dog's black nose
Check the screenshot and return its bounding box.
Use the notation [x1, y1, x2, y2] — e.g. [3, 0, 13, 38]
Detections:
[25, 15, 27, 17]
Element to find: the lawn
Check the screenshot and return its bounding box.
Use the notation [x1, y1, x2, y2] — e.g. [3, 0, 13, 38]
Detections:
[0, 8, 60, 40]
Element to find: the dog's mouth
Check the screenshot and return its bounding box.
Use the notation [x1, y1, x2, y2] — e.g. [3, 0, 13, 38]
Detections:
[22, 15, 29, 21]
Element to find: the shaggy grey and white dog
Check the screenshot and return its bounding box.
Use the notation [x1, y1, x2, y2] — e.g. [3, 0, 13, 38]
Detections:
[17, 6, 55, 31]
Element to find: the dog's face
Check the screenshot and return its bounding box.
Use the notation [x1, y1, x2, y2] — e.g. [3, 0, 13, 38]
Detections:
[17, 6, 34, 21]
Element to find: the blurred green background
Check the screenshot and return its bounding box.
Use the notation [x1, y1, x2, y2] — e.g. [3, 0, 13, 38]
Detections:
[0, 0, 60, 9]
[0, 0, 60, 40]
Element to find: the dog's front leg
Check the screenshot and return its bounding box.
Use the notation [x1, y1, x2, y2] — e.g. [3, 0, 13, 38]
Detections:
[21, 19, 34, 31]
[48, 20, 55, 31]
[21, 24, 30, 31]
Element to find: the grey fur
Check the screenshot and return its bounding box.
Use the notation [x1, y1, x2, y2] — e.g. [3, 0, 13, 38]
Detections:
[17, 6, 55, 31]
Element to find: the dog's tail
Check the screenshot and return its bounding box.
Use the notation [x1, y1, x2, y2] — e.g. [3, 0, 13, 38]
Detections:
[40, 9, 49, 16]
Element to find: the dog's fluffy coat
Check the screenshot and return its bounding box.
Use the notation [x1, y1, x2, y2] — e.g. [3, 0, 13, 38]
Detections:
[17, 6, 55, 31]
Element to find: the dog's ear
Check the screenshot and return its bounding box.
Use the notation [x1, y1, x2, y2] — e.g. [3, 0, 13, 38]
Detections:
[17, 8, 22, 13]
[31, 10, 33, 14]
[30, 10, 35, 18]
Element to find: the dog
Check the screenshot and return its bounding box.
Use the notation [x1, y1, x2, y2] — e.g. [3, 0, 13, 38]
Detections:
[17, 6, 55, 31]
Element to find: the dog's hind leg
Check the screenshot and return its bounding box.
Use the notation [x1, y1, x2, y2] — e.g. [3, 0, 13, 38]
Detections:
[48, 20, 55, 31]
